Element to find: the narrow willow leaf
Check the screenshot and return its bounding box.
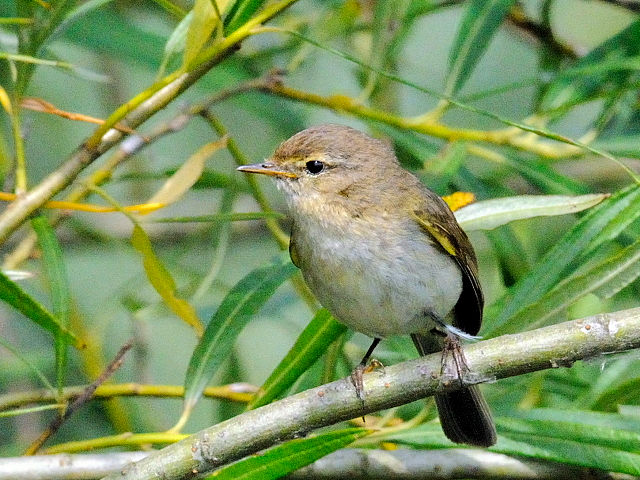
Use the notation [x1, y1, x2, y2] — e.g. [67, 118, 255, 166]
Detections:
[32, 216, 71, 395]
[247, 309, 346, 410]
[379, 124, 440, 170]
[445, 0, 516, 96]
[501, 153, 590, 195]
[182, 260, 298, 414]
[593, 134, 640, 159]
[224, 0, 265, 34]
[494, 433, 640, 475]
[0, 335, 56, 393]
[130, 224, 203, 335]
[512, 408, 640, 432]
[379, 422, 455, 448]
[144, 138, 227, 209]
[509, 239, 640, 332]
[360, 0, 408, 100]
[497, 417, 640, 452]
[455, 193, 608, 231]
[158, 11, 193, 77]
[153, 212, 285, 223]
[147, 0, 186, 17]
[540, 19, 640, 112]
[385, 417, 640, 474]
[593, 244, 640, 299]
[183, 0, 221, 70]
[485, 185, 640, 336]
[49, 0, 115, 41]
[0, 85, 12, 114]
[207, 428, 369, 480]
[0, 272, 79, 348]
[591, 378, 640, 412]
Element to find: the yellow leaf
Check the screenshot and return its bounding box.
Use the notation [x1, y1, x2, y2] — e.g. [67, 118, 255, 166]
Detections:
[131, 224, 204, 336]
[144, 137, 227, 211]
[0, 86, 12, 115]
[442, 191, 475, 212]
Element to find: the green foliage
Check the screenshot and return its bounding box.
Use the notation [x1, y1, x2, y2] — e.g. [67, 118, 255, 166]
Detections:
[206, 428, 369, 480]
[1, 0, 640, 476]
[247, 308, 346, 410]
[182, 258, 297, 416]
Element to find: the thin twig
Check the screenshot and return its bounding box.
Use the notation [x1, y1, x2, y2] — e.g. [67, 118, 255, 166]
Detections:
[0, 383, 256, 411]
[23, 341, 133, 455]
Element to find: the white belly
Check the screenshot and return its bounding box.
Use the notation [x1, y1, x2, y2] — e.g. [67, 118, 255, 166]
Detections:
[292, 214, 463, 338]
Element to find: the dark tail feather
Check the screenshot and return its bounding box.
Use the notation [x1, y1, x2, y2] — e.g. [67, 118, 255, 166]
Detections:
[411, 333, 496, 447]
[435, 386, 496, 447]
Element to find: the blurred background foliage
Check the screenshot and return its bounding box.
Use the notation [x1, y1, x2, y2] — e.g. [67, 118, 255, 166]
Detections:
[1, 0, 640, 476]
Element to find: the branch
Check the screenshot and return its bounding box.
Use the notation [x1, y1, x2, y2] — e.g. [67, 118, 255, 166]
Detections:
[95, 307, 640, 480]
[0, 0, 299, 246]
[23, 341, 133, 455]
[0, 448, 594, 480]
[257, 75, 583, 159]
[0, 383, 255, 411]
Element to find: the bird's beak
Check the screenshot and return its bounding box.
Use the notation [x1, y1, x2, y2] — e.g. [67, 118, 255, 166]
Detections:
[237, 162, 297, 179]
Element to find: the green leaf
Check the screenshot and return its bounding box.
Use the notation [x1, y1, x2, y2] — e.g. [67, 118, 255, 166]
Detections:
[502, 239, 640, 332]
[206, 428, 369, 480]
[485, 185, 640, 336]
[379, 124, 440, 171]
[500, 153, 590, 195]
[182, 260, 298, 414]
[183, 0, 220, 70]
[131, 224, 203, 336]
[497, 416, 640, 452]
[0, 272, 79, 348]
[445, 0, 516, 96]
[494, 434, 640, 475]
[512, 408, 640, 432]
[158, 11, 193, 77]
[593, 134, 640, 159]
[247, 309, 347, 410]
[224, 0, 265, 34]
[31, 215, 71, 396]
[540, 19, 640, 112]
[590, 378, 640, 412]
[455, 194, 608, 231]
[49, 0, 116, 42]
[383, 413, 640, 475]
[0, 335, 56, 393]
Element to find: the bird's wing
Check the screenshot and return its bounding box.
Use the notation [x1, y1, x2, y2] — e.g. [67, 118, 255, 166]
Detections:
[412, 194, 484, 336]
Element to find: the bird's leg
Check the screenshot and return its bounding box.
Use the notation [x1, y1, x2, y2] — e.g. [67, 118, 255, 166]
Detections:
[351, 337, 381, 401]
[441, 333, 469, 388]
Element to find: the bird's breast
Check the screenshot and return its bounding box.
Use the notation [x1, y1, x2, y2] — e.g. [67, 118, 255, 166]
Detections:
[290, 209, 463, 338]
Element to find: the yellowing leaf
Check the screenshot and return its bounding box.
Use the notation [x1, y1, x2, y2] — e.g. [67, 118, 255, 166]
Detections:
[144, 137, 227, 211]
[183, 0, 232, 70]
[0, 86, 12, 115]
[131, 224, 204, 336]
[442, 191, 475, 212]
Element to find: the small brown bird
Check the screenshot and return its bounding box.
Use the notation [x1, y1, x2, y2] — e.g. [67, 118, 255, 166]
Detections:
[238, 124, 496, 447]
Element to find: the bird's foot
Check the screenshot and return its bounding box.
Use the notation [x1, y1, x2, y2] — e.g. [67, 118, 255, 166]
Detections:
[350, 358, 385, 401]
[441, 334, 469, 388]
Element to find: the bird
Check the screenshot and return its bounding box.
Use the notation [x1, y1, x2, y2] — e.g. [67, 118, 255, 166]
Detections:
[237, 124, 496, 447]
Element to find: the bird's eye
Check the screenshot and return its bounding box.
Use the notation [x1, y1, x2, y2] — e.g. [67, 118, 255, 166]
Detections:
[305, 160, 325, 174]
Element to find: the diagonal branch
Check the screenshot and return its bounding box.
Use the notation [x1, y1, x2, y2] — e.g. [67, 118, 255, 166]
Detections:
[0, 0, 299, 246]
[98, 307, 640, 480]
